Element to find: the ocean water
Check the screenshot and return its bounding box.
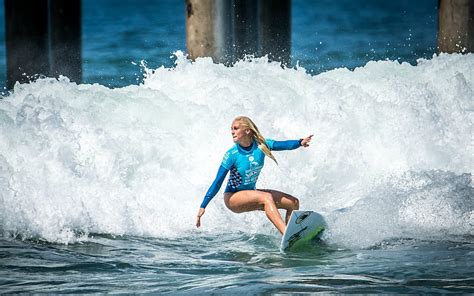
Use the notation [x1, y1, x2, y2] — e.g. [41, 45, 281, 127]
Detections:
[1, 0, 473, 294]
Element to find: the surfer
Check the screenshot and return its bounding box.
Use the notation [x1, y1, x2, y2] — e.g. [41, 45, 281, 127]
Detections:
[196, 116, 313, 235]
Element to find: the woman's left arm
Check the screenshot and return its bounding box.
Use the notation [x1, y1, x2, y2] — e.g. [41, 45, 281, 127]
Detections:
[271, 134, 313, 151]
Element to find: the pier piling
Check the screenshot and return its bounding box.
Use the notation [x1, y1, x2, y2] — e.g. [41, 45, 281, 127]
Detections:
[258, 0, 291, 66]
[438, 0, 474, 53]
[233, 0, 259, 60]
[50, 0, 82, 83]
[5, 0, 50, 89]
[186, 0, 233, 64]
[186, 0, 291, 65]
[4, 0, 82, 90]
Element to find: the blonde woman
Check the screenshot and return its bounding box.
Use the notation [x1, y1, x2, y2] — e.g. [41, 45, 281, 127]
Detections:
[196, 116, 313, 235]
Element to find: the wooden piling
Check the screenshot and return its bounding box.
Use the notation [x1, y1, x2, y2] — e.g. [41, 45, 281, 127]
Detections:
[438, 0, 474, 53]
[5, 0, 49, 89]
[185, 0, 233, 64]
[233, 0, 259, 61]
[50, 0, 82, 83]
[258, 0, 291, 65]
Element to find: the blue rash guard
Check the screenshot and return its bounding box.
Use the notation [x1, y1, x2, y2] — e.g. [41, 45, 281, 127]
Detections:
[200, 139, 301, 208]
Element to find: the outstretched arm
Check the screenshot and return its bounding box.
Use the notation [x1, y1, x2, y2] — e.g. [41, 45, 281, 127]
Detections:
[196, 165, 229, 227]
[271, 134, 314, 151]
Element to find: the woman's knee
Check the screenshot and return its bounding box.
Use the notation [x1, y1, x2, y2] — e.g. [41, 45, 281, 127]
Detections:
[260, 192, 275, 206]
[292, 197, 300, 210]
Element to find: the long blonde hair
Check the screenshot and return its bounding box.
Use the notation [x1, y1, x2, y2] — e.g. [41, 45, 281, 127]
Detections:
[234, 116, 278, 164]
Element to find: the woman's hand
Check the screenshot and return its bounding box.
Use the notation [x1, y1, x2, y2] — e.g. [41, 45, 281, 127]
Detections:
[196, 208, 205, 227]
[300, 134, 314, 147]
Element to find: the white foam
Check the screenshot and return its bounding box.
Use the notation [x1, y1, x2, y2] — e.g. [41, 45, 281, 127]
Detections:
[0, 52, 472, 246]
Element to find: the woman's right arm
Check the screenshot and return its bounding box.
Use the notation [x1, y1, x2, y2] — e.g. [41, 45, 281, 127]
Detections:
[196, 165, 229, 227]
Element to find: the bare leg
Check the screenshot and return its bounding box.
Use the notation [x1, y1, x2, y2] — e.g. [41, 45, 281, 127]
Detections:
[285, 211, 292, 225]
[259, 189, 300, 224]
[224, 190, 299, 235]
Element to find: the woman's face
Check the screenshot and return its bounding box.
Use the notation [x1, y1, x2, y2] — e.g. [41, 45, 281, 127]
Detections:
[231, 120, 250, 143]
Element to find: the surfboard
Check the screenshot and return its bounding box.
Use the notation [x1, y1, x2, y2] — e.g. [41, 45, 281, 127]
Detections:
[280, 210, 326, 252]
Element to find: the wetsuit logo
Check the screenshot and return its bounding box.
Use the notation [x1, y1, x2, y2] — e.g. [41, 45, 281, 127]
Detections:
[247, 155, 260, 167]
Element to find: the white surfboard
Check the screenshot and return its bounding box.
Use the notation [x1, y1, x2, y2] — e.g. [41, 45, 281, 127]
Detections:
[280, 210, 326, 252]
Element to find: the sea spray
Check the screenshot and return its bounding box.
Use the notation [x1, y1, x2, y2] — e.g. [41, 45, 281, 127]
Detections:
[327, 170, 473, 248]
[0, 52, 472, 247]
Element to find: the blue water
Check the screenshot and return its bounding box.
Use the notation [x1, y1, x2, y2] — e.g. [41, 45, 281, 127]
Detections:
[1, 0, 473, 294]
[2, 235, 473, 293]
